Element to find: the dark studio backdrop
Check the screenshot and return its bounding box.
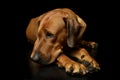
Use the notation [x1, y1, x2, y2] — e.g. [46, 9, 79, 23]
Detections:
[2, 0, 118, 80]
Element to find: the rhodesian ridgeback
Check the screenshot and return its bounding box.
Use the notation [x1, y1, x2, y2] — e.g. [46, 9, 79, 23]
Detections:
[26, 8, 100, 75]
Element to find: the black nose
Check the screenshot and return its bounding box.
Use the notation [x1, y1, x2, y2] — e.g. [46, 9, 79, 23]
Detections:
[31, 51, 40, 62]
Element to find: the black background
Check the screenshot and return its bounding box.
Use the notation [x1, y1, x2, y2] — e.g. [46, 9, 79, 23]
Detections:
[1, 0, 118, 80]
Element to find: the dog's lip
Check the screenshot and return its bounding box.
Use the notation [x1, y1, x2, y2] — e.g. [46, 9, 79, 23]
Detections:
[41, 49, 63, 64]
[30, 51, 47, 64]
[30, 49, 63, 64]
[38, 57, 51, 65]
[30, 56, 51, 65]
[34, 53, 51, 65]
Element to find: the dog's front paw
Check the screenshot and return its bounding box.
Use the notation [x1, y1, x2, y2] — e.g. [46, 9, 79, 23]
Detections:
[88, 60, 100, 72]
[82, 59, 100, 73]
[65, 61, 87, 75]
[57, 60, 87, 75]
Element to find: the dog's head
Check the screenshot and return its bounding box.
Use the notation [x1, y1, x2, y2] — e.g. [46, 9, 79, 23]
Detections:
[26, 8, 86, 64]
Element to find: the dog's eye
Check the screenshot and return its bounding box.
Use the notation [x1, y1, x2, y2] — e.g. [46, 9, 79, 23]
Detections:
[45, 31, 54, 38]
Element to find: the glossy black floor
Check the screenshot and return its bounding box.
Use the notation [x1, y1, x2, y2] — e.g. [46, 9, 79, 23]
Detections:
[3, 0, 117, 80]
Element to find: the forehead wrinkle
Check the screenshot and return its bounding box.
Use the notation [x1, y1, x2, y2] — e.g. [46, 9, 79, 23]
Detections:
[38, 11, 67, 33]
[44, 17, 65, 35]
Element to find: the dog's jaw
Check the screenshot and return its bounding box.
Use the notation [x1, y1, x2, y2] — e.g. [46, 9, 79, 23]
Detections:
[48, 49, 63, 64]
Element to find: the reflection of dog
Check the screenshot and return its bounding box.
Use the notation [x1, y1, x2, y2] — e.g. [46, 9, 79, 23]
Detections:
[26, 8, 100, 75]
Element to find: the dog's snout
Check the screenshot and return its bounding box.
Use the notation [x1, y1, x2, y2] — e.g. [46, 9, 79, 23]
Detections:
[30, 51, 40, 62]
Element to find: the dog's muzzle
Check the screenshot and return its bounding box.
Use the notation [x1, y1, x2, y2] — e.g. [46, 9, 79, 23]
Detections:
[30, 50, 46, 64]
[30, 49, 63, 64]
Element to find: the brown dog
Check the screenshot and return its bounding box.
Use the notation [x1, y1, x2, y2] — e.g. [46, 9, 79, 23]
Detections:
[26, 8, 100, 75]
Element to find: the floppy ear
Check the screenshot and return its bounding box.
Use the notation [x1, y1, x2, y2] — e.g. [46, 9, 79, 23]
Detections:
[76, 15, 86, 41]
[63, 15, 86, 48]
[26, 14, 45, 43]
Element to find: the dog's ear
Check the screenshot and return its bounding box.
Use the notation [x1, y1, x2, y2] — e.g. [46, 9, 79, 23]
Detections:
[26, 14, 45, 43]
[76, 15, 86, 41]
[63, 15, 86, 48]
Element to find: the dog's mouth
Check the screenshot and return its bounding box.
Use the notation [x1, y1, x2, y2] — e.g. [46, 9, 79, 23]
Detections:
[30, 49, 63, 65]
[30, 52, 51, 65]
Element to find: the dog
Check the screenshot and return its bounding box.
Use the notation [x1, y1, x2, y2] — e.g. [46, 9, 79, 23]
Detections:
[26, 8, 100, 75]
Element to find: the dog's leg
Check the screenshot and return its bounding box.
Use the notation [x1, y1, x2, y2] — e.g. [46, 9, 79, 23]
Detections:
[56, 54, 88, 75]
[71, 48, 100, 73]
[79, 40, 98, 49]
